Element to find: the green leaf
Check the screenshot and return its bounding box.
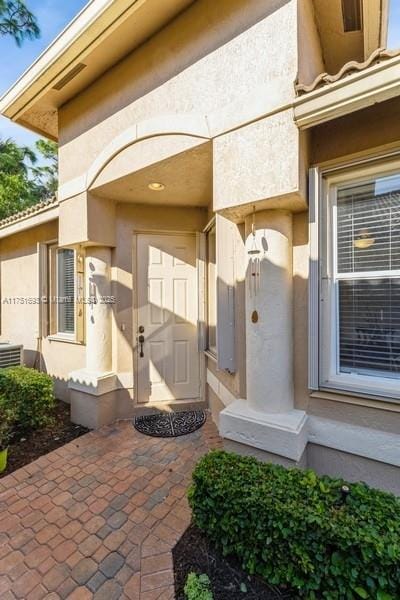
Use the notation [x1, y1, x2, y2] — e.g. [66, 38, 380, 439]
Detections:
[240, 583, 247, 593]
[354, 588, 369, 599]
[377, 591, 393, 600]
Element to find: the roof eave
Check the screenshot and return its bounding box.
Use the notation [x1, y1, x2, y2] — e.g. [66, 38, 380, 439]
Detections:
[0, 0, 150, 138]
[0, 201, 59, 240]
[294, 53, 400, 129]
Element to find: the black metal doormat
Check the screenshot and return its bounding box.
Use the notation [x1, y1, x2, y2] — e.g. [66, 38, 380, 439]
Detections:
[133, 410, 206, 438]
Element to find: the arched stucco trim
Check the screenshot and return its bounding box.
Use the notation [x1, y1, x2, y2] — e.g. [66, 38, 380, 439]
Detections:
[86, 113, 210, 190]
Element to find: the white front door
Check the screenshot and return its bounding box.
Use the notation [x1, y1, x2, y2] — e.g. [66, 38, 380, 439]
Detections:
[136, 233, 199, 403]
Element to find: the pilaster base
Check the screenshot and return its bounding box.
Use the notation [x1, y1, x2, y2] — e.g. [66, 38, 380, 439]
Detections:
[219, 399, 308, 461]
[68, 369, 132, 429]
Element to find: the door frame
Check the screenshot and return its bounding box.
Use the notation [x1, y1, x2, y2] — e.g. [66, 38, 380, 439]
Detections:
[132, 229, 206, 407]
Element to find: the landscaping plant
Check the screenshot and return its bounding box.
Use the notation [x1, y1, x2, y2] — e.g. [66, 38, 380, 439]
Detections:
[0, 401, 16, 472]
[184, 573, 214, 600]
[188, 450, 400, 600]
[0, 366, 55, 430]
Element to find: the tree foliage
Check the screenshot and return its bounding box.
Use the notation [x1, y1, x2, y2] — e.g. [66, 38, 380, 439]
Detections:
[0, 137, 58, 220]
[32, 139, 58, 196]
[0, 0, 39, 45]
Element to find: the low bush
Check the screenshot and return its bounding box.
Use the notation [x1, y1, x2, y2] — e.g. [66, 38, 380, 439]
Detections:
[0, 366, 55, 429]
[188, 450, 400, 600]
[184, 573, 213, 600]
[0, 402, 16, 450]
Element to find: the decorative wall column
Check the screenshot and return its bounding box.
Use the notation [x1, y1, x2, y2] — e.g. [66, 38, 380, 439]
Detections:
[245, 210, 293, 414]
[219, 209, 308, 463]
[69, 246, 117, 429]
[86, 247, 113, 375]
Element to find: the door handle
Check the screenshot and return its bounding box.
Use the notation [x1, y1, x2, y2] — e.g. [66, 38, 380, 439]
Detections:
[138, 334, 145, 358]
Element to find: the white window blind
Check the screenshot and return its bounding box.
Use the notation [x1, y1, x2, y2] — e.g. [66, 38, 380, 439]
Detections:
[57, 249, 75, 335]
[335, 176, 400, 380]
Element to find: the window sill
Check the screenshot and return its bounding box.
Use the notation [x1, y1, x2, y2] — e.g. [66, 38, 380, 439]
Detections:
[204, 350, 217, 363]
[47, 335, 84, 346]
[310, 388, 400, 413]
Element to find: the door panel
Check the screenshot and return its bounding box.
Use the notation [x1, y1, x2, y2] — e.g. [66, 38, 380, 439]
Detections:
[136, 233, 199, 403]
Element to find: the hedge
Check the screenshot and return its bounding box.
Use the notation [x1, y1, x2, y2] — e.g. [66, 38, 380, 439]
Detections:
[0, 366, 55, 429]
[188, 450, 400, 600]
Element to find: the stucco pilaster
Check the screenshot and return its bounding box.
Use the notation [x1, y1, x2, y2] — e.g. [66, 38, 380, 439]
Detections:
[220, 209, 308, 462]
[245, 210, 294, 413]
[69, 246, 118, 428]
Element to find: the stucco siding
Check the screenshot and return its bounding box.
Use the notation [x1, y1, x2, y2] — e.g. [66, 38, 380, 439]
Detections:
[0, 221, 85, 400]
[58, 0, 298, 184]
[297, 0, 324, 86]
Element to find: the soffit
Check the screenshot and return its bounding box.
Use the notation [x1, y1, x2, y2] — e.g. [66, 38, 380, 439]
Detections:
[0, 0, 195, 140]
[312, 0, 387, 75]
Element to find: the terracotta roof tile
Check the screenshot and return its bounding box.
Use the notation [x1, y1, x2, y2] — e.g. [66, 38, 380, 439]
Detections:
[0, 197, 59, 230]
[295, 48, 400, 96]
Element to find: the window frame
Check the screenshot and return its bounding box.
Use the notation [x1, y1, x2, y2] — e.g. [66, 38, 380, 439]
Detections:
[205, 217, 217, 357]
[46, 244, 84, 343]
[318, 159, 400, 401]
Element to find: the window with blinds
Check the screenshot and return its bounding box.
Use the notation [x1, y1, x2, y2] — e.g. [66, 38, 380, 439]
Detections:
[57, 249, 75, 335]
[335, 175, 400, 380]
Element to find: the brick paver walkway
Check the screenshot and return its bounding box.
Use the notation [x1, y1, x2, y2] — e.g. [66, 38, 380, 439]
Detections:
[0, 415, 221, 599]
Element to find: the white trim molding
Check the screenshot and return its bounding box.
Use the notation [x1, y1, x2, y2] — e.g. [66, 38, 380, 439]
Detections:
[206, 369, 236, 408]
[308, 416, 400, 467]
[308, 167, 320, 390]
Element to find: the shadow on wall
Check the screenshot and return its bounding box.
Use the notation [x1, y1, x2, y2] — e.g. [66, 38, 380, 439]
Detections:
[10, 211, 309, 415]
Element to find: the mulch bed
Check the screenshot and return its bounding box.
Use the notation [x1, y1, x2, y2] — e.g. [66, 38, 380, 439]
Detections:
[0, 400, 89, 478]
[173, 524, 296, 600]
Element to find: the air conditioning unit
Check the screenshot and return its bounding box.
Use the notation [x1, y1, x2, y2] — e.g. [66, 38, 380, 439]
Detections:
[0, 343, 23, 368]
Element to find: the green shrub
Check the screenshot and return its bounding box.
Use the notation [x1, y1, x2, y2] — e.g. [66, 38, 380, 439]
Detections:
[184, 573, 213, 600]
[188, 450, 400, 600]
[0, 402, 16, 449]
[0, 366, 55, 429]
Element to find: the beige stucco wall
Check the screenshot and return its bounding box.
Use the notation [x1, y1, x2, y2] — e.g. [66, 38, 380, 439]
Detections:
[58, 0, 298, 185]
[297, 0, 325, 86]
[0, 221, 85, 400]
[310, 97, 400, 166]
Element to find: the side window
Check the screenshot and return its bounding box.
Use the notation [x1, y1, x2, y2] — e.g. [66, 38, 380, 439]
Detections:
[320, 168, 400, 399]
[47, 245, 82, 340]
[57, 248, 75, 335]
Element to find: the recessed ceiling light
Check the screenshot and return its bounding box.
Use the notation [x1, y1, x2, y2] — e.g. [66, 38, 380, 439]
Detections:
[148, 182, 165, 191]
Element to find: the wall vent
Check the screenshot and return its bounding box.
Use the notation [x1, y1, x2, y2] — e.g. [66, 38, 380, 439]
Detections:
[0, 344, 23, 368]
[341, 0, 362, 32]
[52, 63, 87, 91]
